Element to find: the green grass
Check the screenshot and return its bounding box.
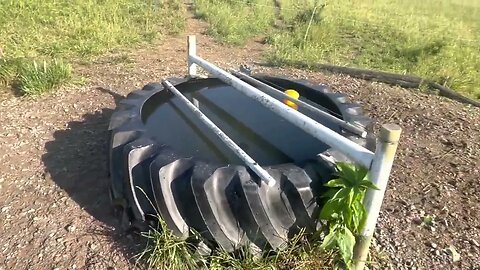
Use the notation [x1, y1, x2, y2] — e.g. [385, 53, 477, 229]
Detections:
[0, 0, 186, 95]
[17, 60, 72, 96]
[194, 0, 276, 45]
[137, 216, 336, 270]
[135, 218, 203, 270]
[194, 0, 480, 99]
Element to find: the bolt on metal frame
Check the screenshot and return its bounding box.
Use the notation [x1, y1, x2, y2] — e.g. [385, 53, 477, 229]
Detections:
[185, 35, 401, 269]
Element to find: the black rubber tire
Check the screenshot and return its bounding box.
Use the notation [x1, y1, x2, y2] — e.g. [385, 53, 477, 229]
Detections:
[108, 76, 372, 253]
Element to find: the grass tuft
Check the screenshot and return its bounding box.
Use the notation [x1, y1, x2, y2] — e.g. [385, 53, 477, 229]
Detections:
[1, 58, 72, 95]
[135, 217, 205, 270]
[18, 60, 72, 95]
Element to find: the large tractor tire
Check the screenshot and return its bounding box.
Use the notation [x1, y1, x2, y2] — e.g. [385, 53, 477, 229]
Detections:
[108, 76, 371, 253]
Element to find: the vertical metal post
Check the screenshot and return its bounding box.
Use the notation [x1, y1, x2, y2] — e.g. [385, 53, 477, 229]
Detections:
[354, 124, 402, 269]
[188, 35, 197, 77]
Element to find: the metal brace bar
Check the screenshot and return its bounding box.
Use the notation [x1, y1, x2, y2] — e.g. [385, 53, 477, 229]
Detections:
[188, 52, 375, 168]
[232, 71, 367, 138]
[162, 80, 277, 187]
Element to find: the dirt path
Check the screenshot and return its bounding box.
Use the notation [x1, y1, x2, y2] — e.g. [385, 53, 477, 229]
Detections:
[1, 13, 479, 270]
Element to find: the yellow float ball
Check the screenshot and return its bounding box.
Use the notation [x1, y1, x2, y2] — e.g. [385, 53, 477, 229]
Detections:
[283, 89, 300, 110]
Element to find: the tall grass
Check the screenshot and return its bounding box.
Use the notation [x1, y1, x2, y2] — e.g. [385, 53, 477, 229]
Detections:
[194, 0, 276, 45]
[0, 0, 186, 95]
[136, 216, 336, 269]
[194, 0, 480, 99]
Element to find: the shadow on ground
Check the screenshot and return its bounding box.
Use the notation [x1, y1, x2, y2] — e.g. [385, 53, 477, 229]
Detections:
[41, 87, 144, 264]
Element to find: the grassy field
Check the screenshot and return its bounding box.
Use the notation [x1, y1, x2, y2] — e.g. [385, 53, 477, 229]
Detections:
[194, 0, 480, 99]
[0, 0, 186, 95]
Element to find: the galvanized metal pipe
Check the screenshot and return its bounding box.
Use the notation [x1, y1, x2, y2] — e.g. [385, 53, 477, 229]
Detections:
[162, 80, 277, 187]
[232, 71, 367, 138]
[354, 124, 402, 269]
[188, 54, 375, 168]
[187, 36, 197, 77]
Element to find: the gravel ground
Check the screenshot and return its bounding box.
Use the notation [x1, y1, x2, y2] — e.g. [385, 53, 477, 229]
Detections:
[0, 15, 479, 270]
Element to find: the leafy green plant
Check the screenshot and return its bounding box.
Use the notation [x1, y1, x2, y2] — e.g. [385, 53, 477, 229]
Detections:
[421, 215, 435, 227]
[319, 162, 378, 268]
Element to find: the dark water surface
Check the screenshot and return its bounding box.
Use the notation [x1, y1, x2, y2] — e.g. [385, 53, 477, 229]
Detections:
[143, 79, 340, 166]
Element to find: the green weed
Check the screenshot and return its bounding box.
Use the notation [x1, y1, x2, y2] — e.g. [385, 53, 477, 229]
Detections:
[318, 162, 378, 269]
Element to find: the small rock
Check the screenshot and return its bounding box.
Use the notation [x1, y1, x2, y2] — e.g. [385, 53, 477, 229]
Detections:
[429, 242, 438, 249]
[412, 217, 423, 225]
[65, 225, 76, 232]
[469, 239, 479, 247]
[446, 246, 461, 262]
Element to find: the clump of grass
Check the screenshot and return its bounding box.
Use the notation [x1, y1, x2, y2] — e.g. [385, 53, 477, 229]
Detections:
[135, 218, 206, 270]
[17, 60, 72, 95]
[1, 58, 72, 95]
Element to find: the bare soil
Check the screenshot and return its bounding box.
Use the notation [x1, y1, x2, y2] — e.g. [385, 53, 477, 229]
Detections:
[1, 14, 479, 270]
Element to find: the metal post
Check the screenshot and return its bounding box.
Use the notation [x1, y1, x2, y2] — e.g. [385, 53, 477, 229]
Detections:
[188, 53, 375, 168]
[354, 124, 402, 269]
[188, 36, 197, 77]
[162, 80, 277, 187]
[232, 71, 367, 138]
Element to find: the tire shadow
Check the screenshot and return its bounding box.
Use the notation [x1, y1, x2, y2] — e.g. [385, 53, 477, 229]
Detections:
[41, 87, 144, 265]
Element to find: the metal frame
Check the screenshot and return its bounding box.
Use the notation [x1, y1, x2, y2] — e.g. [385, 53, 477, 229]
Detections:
[162, 80, 277, 187]
[232, 71, 367, 138]
[184, 35, 401, 269]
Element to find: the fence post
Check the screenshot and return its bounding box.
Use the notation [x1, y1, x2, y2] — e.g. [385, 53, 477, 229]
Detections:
[354, 124, 402, 270]
[188, 35, 197, 77]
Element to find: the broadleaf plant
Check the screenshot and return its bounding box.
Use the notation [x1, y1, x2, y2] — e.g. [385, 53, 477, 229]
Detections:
[319, 162, 379, 269]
